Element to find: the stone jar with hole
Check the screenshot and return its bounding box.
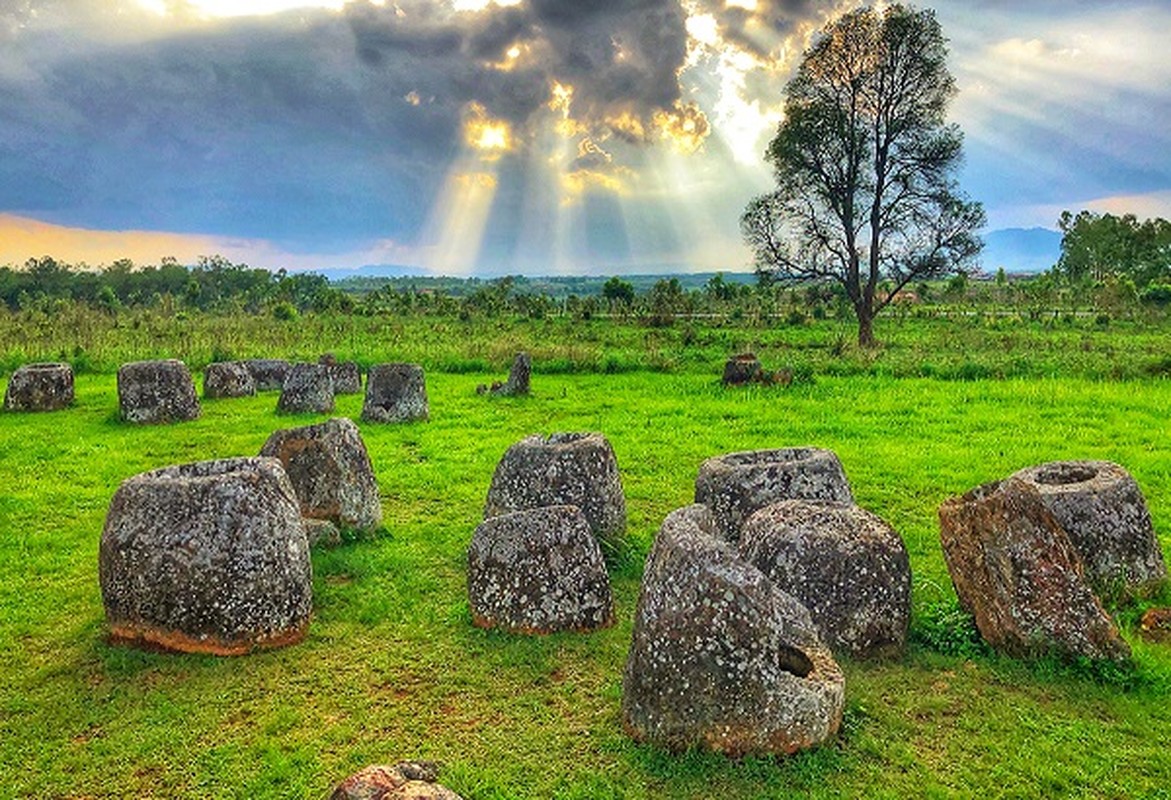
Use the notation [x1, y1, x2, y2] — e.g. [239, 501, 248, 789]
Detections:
[1011, 460, 1166, 598]
[695, 447, 854, 543]
[362, 363, 429, 422]
[467, 505, 613, 634]
[4, 362, 74, 411]
[622, 504, 844, 757]
[740, 499, 911, 659]
[484, 432, 626, 552]
[99, 457, 312, 655]
[117, 359, 201, 424]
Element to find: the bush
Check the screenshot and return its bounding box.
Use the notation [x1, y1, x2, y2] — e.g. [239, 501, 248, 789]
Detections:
[272, 302, 298, 321]
[1139, 283, 1171, 306]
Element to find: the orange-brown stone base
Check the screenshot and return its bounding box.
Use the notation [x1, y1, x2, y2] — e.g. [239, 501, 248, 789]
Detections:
[107, 620, 308, 656]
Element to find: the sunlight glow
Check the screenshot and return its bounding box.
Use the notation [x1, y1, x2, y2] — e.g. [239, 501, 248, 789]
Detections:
[686, 14, 719, 47]
[136, 0, 345, 18]
[417, 167, 499, 275]
[463, 103, 514, 158]
[654, 102, 711, 154]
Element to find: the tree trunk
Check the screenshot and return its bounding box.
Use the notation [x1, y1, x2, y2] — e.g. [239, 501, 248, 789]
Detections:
[857, 306, 877, 348]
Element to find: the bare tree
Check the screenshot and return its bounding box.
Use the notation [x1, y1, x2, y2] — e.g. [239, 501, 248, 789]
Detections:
[743, 4, 984, 347]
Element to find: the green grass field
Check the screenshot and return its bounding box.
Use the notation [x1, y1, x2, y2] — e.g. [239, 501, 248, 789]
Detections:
[2, 317, 1170, 798]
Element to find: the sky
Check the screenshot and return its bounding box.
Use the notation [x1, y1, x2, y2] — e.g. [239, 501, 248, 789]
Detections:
[0, 0, 1168, 276]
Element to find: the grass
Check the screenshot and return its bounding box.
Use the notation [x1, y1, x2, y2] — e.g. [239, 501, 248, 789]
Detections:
[1, 333, 1170, 796]
[2, 304, 1171, 381]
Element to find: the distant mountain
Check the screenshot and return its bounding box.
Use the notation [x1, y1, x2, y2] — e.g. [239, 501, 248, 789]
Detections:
[981, 227, 1062, 274]
[312, 263, 430, 282]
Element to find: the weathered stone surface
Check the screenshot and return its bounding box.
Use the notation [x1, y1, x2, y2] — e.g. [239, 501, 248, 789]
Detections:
[489, 352, 531, 396]
[3, 362, 74, 411]
[117, 359, 201, 424]
[277, 363, 335, 414]
[695, 448, 854, 543]
[1011, 461, 1166, 597]
[245, 358, 291, 392]
[622, 505, 845, 757]
[468, 505, 614, 634]
[722, 353, 762, 386]
[304, 518, 342, 548]
[99, 457, 312, 655]
[362, 363, 429, 423]
[259, 417, 382, 533]
[939, 478, 1131, 663]
[329, 762, 463, 800]
[203, 361, 256, 399]
[1139, 608, 1171, 644]
[321, 354, 362, 394]
[484, 432, 626, 550]
[740, 500, 911, 659]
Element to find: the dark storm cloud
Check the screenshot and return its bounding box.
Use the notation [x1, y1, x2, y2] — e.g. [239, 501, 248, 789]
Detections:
[0, 0, 707, 258]
[0, 7, 472, 249]
[345, 0, 691, 142]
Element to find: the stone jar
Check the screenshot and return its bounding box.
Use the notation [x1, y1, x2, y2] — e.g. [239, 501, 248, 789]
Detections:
[938, 477, 1131, 663]
[99, 457, 312, 655]
[622, 505, 844, 757]
[1011, 460, 1166, 597]
[277, 363, 334, 414]
[4, 362, 74, 411]
[484, 432, 626, 551]
[695, 447, 854, 542]
[117, 359, 201, 424]
[259, 417, 382, 533]
[740, 499, 911, 659]
[467, 505, 614, 634]
[362, 363, 429, 423]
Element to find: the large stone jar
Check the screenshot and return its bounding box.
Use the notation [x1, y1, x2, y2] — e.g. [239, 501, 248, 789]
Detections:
[1011, 460, 1166, 597]
[259, 417, 382, 534]
[695, 447, 854, 542]
[484, 432, 626, 551]
[362, 363, 429, 423]
[203, 361, 256, 399]
[277, 363, 334, 414]
[938, 477, 1131, 663]
[622, 505, 844, 756]
[117, 359, 201, 424]
[740, 500, 911, 659]
[467, 505, 613, 634]
[99, 457, 312, 655]
[4, 362, 74, 411]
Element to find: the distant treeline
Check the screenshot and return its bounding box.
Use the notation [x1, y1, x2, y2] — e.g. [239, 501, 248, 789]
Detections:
[3, 212, 1171, 321]
[0, 255, 344, 315]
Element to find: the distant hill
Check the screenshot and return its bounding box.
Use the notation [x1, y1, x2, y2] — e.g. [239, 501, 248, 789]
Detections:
[314, 229, 1062, 286]
[328, 270, 759, 298]
[981, 227, 1061, 274]
[312, 264, 430, 282]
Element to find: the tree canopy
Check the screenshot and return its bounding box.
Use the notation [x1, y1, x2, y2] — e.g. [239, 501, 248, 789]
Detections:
[742, 3, 983, 347]
[1056, 210, 1171, 288]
